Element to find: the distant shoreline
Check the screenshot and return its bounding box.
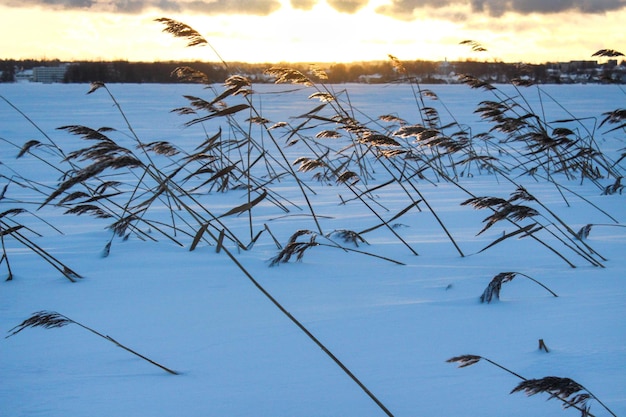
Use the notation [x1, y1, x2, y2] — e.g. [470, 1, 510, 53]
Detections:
[2, 58, 625, 85]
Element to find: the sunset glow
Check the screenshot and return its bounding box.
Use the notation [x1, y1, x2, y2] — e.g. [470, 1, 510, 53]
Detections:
[2, 0, 625, 64]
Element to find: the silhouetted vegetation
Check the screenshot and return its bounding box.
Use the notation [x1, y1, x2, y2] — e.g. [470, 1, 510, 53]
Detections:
[1, 59, 64, 82]
[3, 58, 625, 84]
[63, 61, 229, 83]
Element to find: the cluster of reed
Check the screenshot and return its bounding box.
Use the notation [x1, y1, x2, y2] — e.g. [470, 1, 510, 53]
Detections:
[1, 19, 623, 417]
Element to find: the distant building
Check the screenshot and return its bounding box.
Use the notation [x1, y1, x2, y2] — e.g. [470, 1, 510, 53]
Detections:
[32, 65, 68, 83]
[15, 68, 34, 82]
[564, 60, 598, 71]
[358, 74, 384, 83]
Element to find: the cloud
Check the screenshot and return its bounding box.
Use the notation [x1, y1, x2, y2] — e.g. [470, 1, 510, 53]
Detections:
[472, 0, 626, 15]
[6, 0, 624, 18]
[377, 0, 626, 18]
[290, 0, 316, 10]
[327, 0, 369, 13]
[289, 0, 368, 13]
[184, 0, 280, 14]
[4, 0, 281, 15]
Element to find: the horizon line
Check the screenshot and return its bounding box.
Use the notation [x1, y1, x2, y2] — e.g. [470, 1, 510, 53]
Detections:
[4, 57, 621, 66]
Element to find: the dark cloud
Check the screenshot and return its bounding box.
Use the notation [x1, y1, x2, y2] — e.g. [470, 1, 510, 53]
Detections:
[4, 0, 281, 14]
[374, 0, 458, 21]
[377, 0, 626, 18]
[472, 0, 626, 15]
[6, 0, 625, 17]
[28, 0, 97, 8]
[327, 0, 368, 13]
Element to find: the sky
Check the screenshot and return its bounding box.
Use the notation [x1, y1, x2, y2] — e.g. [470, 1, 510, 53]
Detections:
[1, 0, 625, 64]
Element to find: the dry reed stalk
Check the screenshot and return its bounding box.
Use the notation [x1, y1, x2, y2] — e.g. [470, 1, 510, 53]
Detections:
[264, 67, 313, 86]
[56, 85, 258, 250]
[448, 355, 615, 417]
[576, 223, 626, 241]
[372, 152, 465, 257]
[242, 96, 325, 235]
[155, 17, 229, 71]
[1, 219, 81, 282]
[592, 49, 624, 57]
[479, 271, 558, 303]
[269, 229, 404, 266]
[341, 177, 419, 256]
[460, 39, 488, 52]
[461, 191, 597, 267]
[0, 238, 14, 281]
[507, 185, 607, 265]
[170, 66, 210, 83]
[6, 311, 178, 375]
[327, 229, 368, 247]
[447, 354, 526, 380]
[200, 227, 396, 417]
[512, 377, 617, 417]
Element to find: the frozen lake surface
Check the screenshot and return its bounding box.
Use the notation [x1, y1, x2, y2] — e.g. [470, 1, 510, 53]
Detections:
[1, 81, 625, 417]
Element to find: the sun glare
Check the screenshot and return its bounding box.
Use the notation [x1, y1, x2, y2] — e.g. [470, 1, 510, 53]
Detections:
[177, 0, 466, 64]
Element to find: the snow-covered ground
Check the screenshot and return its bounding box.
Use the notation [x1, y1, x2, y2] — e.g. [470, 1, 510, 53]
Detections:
[1, 82, 624, 417]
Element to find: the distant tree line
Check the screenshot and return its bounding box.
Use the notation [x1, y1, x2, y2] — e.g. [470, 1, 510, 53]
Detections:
[62, 61, 230, 83]
[2, 58, 624, 84]
[1, 59, 65, 82]
[0, 58, 541, 83]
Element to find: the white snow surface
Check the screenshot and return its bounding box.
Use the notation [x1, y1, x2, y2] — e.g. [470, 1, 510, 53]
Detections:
[0, 82, 625, 417]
